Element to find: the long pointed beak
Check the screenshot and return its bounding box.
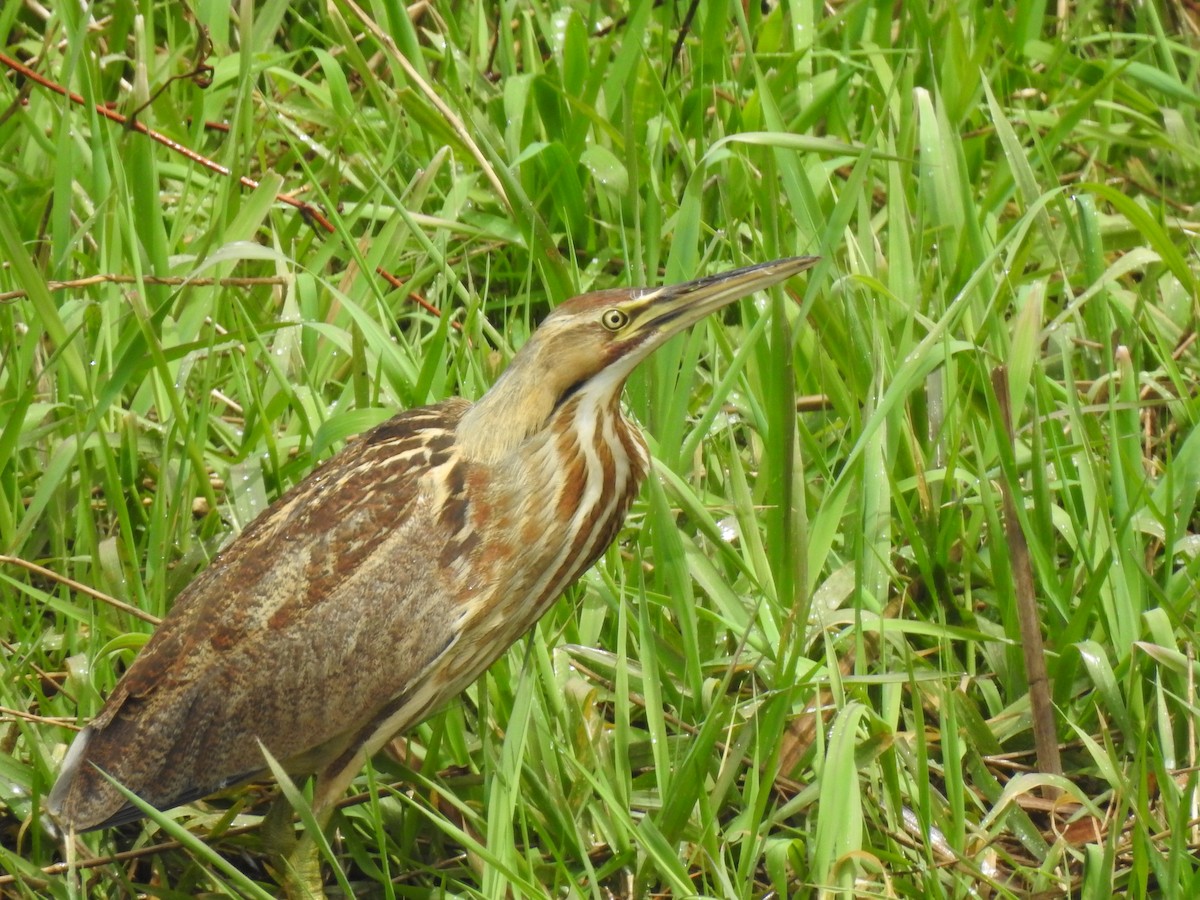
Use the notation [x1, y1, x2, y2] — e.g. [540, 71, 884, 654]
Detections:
[635, 256, 819, 342]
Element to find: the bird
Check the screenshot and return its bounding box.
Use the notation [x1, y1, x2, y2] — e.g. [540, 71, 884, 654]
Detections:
[47, 255, 817, 889]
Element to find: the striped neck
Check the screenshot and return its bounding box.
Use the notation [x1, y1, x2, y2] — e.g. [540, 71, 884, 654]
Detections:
[492, 386, 649, 624]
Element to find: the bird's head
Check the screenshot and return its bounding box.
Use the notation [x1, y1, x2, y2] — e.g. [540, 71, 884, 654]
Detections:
[458, 256, 819, 462]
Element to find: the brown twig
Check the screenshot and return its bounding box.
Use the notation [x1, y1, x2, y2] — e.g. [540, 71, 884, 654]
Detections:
[124, 13, 214, 125]
[0, 636, 77, 706]
[0, 554, 161, 626]
[795, 393, 835, 413]
[0, 706, 78, 728]
[0, 273, 292, 303]
[0, 826, 257, 887]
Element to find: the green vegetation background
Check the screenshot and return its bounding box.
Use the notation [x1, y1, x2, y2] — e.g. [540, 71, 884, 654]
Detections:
[1, 0, 1199, 896]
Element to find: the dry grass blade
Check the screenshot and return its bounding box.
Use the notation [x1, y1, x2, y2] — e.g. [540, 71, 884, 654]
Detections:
[991, 366, 1062, 796]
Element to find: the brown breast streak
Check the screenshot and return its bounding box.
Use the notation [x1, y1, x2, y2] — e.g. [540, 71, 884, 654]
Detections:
[473, 395, 647, 664]
[555, 420, 588, 521]
[550, 397, 646, 588]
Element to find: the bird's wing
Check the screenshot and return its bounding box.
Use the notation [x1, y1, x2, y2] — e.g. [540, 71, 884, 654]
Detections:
[52, 399, 475, 829]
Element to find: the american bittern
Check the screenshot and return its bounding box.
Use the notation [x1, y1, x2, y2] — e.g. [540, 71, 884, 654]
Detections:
[47, 256, 816, 885]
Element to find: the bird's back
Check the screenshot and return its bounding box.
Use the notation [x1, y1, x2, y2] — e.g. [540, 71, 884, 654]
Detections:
[49, 400, 478, 829]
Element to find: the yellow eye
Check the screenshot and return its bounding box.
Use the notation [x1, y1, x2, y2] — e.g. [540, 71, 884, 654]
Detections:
[601, 308, 628, 331]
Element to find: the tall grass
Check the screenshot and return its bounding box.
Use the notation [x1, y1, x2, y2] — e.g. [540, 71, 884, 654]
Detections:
[2, 1, 1199, 896]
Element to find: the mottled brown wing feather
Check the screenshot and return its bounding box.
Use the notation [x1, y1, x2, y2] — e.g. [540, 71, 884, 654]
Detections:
[53, 399, 472, 829]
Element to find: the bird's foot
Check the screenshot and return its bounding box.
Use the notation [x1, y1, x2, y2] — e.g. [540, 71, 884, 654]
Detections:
[262, 795, 327, 900]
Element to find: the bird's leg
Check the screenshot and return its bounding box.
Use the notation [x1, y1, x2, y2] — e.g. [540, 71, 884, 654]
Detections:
[259, 783, 337, 900]
[268, 758, 366, 900]
[279, 829, 327, 900]
[261, 792, 324, 899]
